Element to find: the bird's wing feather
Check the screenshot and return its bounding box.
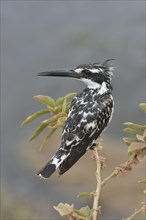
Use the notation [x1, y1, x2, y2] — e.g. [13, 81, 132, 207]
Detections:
[59, 91, 113, 174]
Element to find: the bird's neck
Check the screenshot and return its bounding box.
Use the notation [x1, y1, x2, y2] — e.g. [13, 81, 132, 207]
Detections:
[82, 78, 112, 94]
[96, 81, 111, 95]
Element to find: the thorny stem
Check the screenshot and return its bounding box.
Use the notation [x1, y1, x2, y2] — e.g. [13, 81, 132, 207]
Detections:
[101, 158, 135, 187]
[92, 142, 102, 220]
[123, 204, 146, 220]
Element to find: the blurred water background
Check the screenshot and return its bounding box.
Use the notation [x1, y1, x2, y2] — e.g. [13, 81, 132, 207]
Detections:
[1, 1, 145, 219]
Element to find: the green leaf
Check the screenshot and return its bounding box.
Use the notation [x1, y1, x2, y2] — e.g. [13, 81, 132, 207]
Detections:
[137, 150, 146, 161]
[53, 203, 73, 217]
[39, 128, 57, 151]
[44, 112, 66, 125]
[138, 179, 146, 184]
[124, 122, 146, 131]
[79, 206, 94, 218]
[66, 103, 71, 112]
[34, 95, 55, 108]
[136, 130, 146, 141]
[48, 122, 62, 129]
[57, 117, 67, 126]
[74, 206, 94, 219]
[47, 106, 55, 114]
[123, 128, 142, 135]
[139, 103, 146, 112]
[30, 122, 48, 141]
[29, 118, 56, 141]
[73, 209, 88, 219]
[55, 93, 76, 106]
[62, 97, 67, 112]
[47, 113, 67, 129]
[53, 105, 62, 114]
[123, 137, 139, 146]
[65, 92, 77, 100]
[21, 110, 50, 127]
[136, 134, 144, 141]
[56, 97, 65, 106]
[77, 192, 94, 199]
[128, 142, 146, 154]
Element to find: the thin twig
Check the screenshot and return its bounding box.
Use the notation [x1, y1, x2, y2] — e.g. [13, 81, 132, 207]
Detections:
[92, 143, 102, 220]
[69, 216, 78, 220]
[123, 204, 146, 220]
[101, 158, 135, 187]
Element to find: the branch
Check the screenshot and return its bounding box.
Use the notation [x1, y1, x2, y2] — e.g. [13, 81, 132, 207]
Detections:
[101, 158, 135, 187]
[92, 142, 102, 220]
[123, 203, 146, 220]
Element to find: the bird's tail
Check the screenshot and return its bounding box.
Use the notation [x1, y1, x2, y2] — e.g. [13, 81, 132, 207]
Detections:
[36, 149, 69, 179]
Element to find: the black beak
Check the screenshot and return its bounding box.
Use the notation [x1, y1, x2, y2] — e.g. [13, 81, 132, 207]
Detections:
[37, 69, 81, 79]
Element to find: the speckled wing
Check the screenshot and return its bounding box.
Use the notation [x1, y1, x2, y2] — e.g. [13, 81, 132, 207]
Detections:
[59, 88, 113, 174]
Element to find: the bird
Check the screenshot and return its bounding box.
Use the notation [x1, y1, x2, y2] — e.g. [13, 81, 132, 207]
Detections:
[37, 59, 115, 179]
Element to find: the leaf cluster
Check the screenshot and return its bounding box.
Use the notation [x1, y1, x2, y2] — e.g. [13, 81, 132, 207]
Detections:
[54, 203, 94, 220]
[123, 103, 146, 163]
[21, 93, 76, 151]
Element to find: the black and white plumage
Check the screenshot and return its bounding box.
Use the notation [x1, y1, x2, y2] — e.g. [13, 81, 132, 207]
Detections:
[37, 59, 114, 179]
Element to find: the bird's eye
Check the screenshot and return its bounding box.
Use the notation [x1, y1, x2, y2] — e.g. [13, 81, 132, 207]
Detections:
[82, 69, 91, 75]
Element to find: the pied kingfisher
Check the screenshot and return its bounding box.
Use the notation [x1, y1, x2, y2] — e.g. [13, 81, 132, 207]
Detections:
[37, 59, 114, 179]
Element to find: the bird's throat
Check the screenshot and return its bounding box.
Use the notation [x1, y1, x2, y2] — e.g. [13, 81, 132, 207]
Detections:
[81, 78, 109, 95]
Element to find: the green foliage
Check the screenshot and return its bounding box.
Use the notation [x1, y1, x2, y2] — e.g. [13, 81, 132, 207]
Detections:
[139, 179, 146, 184]
[139, 103, 146, 112]
[77, 192, 94, 199]
[21, 93, 76, 150]
[138, 179, 146, 194]
[122, 103, 146, 219]
[53, 191, 96, 219]
[123, 103, 146, 162]
[54, 203, 94, 220]
[21, 110, 50, 127]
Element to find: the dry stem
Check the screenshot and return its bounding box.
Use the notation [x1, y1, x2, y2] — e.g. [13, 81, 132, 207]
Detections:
[123, 204, 146, 220]
[92, 142, 102, 220]
[101, 158, 135, 187]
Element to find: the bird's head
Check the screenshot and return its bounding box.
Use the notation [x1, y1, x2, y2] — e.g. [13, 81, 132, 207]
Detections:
[38, 59, 115, 90]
